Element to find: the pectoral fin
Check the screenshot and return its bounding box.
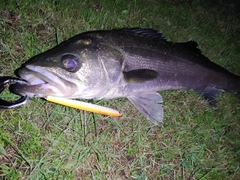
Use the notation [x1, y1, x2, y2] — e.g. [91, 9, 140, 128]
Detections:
[127, 92, 164, 124]
[123, 69, 158, 83]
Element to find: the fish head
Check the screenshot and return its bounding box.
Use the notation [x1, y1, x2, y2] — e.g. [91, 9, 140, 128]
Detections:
[12, 35, 124, 99]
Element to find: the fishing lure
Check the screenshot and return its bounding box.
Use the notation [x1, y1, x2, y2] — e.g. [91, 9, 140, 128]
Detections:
[0, 76, 29, 109]
[0, 76, 121, 116]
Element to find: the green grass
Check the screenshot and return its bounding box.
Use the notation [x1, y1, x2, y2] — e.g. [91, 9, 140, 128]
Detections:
[0, 0, 240, 179]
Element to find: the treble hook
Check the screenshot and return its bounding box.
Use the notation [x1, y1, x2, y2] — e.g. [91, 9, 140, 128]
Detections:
[0, 76, 29, 109]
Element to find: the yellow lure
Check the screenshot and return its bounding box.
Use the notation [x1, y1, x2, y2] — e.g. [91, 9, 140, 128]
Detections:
[46, 96, 122, 117]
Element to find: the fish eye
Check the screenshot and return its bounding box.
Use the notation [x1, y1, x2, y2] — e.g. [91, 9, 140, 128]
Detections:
[61, 54, 81, 73]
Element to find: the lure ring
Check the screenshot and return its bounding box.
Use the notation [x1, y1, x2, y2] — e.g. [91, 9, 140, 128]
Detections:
[0, 76, 29, 109]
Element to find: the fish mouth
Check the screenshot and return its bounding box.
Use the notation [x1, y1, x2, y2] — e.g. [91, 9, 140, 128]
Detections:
[11, 65, 78, 98]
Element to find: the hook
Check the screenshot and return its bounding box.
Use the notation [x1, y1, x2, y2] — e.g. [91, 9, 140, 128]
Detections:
[0, 76, 29, 109]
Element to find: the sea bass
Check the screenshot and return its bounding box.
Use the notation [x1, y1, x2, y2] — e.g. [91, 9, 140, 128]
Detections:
[11, 28, 240, 124]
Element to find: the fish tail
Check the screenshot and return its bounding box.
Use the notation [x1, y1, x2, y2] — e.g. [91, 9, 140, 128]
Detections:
[201, 74, 240, 105]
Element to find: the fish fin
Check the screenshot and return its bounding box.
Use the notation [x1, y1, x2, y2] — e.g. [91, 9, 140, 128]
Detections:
[176, 41, 202, 54]
[120, 28, 167, 41]
[127, 92, 164, 124]
[201, 87, 223, 106]
[123, 69, 158, 83]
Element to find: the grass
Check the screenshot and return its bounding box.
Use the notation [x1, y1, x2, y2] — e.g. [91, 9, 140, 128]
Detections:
[0, 0, 240, 179]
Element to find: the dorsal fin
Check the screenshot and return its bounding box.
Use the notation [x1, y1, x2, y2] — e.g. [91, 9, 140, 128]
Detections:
[120, 28, 203, 55]
[176, 41, 202, 55]
[120, 28, 167, 41]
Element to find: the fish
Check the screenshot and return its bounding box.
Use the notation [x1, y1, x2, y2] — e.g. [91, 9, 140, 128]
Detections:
[10, 28, 240, 124]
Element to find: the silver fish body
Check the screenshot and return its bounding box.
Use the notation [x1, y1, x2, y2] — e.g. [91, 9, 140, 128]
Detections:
[11, 28, 240, 124]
